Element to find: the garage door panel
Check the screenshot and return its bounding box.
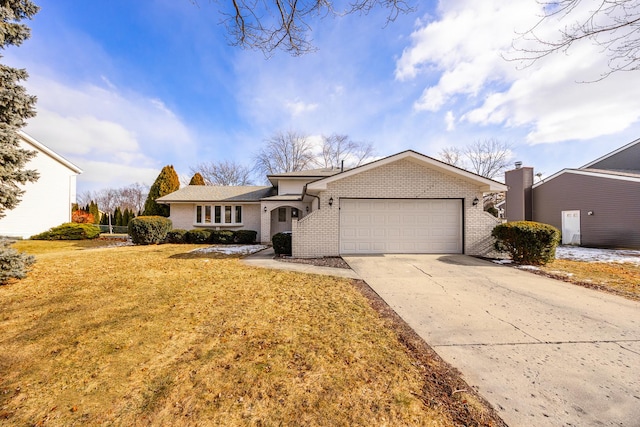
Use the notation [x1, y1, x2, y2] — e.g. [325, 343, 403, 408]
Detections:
[340, 199, 462, 254]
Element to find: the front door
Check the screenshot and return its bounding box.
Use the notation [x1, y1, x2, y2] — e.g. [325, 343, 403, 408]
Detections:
[561, 210, 581, 245]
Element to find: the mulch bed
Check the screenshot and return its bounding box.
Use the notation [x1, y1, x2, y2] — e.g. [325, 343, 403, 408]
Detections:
[275, 255, 351, 269]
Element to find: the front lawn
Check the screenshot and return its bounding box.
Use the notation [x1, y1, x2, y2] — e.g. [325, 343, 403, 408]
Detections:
[1, 242, 501, 426]
[538, 259, 640, 301]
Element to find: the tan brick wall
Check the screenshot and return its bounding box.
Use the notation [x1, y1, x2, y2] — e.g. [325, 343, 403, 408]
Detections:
[260, 201, 310, 243]
[292, 158, 501, 257]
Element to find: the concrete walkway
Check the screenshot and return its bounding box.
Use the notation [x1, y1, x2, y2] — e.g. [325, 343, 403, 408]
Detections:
[343, 254, 640, 427]
[242, 248, 360, 279]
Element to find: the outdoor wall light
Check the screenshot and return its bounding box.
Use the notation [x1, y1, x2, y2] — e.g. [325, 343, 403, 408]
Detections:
[472, 197, 479, 206]
[306, 206, 309, 213]
[328, 197, 334, 207]
[264, 206, 267, 213]
[588, 211, 594, 216]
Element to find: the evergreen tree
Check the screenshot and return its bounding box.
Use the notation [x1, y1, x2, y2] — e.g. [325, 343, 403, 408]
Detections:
[100, 211, 109, 226]
[114, 206, 123, 226]
[0, 1, 40, 219]
[189, 172, 206, 185]
[143, 165, 180, 217]
[71, 203, 79, 212]
[89, 200, 100, 224]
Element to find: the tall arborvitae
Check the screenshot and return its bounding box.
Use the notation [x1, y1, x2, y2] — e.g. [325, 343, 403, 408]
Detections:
[113, 206, 123, 226]
[89, 200, 100, 224]
[189, 172, 206, 185]
[143, 165, 180, 217]
[0, 1, 40, 219]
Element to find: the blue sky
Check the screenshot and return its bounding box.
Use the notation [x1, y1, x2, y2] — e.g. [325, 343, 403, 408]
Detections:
[4, 0, 640, 192]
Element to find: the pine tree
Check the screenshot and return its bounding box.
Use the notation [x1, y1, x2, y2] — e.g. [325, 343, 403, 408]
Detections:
[143, 165, 180, 217]
[0, 1, 40, 219]
[89, 200, 100, 224]
[114, 206, 123, 226]
[189, 172, 206, 185]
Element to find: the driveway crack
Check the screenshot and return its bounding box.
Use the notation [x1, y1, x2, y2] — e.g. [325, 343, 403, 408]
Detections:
[410, 264, 432, 277]
[484, 309, 542, 343]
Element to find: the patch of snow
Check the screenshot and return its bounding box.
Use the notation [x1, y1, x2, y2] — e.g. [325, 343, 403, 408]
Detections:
[492, 259, 513, 265]
[189, 245, 268, 256]
[516, 265, 540, 271]
[555, 246, 640, 264]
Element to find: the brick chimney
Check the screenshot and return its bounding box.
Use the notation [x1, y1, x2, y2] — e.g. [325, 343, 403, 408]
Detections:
[505, 162, 533, 221]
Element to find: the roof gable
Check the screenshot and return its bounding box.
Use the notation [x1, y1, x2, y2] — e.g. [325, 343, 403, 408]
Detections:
[305, 150, 508, 193]
[19, 131, 83, 174]
[532, 168, 640, 188]
[580, 137, 640, 171]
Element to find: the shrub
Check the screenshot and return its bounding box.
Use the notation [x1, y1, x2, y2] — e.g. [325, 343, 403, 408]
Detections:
[272, 232, 292, 256]
[235, 230, 257, 244]
[72, 210, 95, 224]
[210, 230, 235, 244]
[185, 229, 212, 244]
[492, 221, 560, 265]
[165, 229, 188, 244]
[128, 216, 172, 245]
[31, 223, 101, 240]
[0, 239, 35, 285]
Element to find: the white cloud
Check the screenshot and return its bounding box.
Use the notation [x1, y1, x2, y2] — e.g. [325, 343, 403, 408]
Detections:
[285, 100, 319, 116]
[445, 111, 455, 131]
[23, 75, 195, 191]
[395, 0, 640, 144]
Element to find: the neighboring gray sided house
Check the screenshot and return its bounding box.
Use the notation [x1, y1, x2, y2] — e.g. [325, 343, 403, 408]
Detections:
[505, 138, 640, 249]
[158, 150, 507, 257]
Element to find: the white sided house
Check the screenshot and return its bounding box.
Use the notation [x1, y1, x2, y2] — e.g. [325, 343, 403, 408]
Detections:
[158, 150, 507, 257]
[0, 132, 82, 239]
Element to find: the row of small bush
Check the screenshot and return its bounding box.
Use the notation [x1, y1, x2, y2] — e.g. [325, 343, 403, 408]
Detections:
[128, 216, 258, 245]
[165, 229, 257, 244]
[31, 223, 101, 240]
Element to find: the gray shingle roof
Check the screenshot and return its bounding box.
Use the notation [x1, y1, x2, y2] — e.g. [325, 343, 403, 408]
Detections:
[157, 185, 275, 203]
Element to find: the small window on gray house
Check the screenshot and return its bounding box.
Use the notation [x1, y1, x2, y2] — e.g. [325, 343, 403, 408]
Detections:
[278, 207, 287, 222]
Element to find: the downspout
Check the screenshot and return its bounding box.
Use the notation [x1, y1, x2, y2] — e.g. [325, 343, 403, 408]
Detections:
[302, 183, 321, 210]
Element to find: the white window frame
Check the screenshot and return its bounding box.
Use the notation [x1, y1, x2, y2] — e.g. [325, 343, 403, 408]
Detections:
[194, 204, 243, 225]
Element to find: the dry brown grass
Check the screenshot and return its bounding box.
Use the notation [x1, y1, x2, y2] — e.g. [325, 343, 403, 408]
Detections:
[0, 242, 478, 426]
[538, 259, 640, 301]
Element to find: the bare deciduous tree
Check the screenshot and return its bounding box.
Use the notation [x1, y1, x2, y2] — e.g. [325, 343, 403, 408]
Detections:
[194, 0, 413, 56]
[438, 139, 512, 180]
[254, 130, 317, 175]
[510, 0, 640, 78]
[190, 160, 254, 186]
[437, 146, 464, 168]
[78, 183, 149, 215]
[318, 134, 375, 169]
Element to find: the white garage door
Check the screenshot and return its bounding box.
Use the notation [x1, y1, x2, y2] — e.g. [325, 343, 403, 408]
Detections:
[340, 199, 462, 254]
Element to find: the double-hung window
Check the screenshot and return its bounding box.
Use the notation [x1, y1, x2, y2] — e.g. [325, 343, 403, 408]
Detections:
[195, 205, 243, 225]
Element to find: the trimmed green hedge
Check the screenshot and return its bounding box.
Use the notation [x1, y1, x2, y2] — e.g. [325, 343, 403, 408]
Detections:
[185, 229, 212, 244]
[31, 223, 101, 240]
[161, 228, 259, 245]
[234, 230, 257, 244]
[165, 229, 188, 244]
[272, 232, 292, 256]
[492, 221, 560, 265]
[210, 230, 235, 244]
[128, 216, 172, 245]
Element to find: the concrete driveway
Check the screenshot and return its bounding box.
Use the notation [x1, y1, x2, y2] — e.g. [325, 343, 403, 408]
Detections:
[343, 254, 640, 427]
